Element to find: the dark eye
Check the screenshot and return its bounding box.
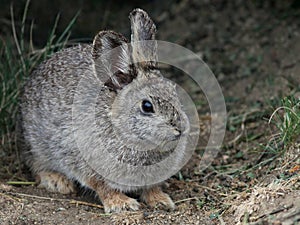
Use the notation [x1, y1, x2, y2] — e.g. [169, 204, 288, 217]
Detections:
[141, 100, 154, 114]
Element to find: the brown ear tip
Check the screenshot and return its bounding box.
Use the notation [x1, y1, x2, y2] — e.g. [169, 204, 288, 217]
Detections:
[92, 30, 128, 59]
[129, 8, 156, 38]
[93, 30, 127, 41]
[92, 30, 128, 48]
[92, 31, 111, 45]
[129, 8, 149, 19]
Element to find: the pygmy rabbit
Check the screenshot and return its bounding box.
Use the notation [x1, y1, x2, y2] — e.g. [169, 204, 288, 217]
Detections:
[19, 9, 191, 213]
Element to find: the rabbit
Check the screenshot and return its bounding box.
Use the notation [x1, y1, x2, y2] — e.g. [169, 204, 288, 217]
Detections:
[19, 8, 190, 213]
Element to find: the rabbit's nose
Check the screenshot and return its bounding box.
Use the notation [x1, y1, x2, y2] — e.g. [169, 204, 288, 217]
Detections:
[173, 128, 181, 138]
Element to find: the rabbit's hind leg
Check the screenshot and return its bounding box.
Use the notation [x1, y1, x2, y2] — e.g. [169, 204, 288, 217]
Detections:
[36, 171, 75, 194]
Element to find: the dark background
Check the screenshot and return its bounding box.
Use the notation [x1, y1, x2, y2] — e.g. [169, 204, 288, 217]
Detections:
[1, 0, 175, 45]
[0, 1, 299, 224]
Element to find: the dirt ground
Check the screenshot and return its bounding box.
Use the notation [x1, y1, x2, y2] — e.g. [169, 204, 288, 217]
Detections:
[1, 0, 300, 224]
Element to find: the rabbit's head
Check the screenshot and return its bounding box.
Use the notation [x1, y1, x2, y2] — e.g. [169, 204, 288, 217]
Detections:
[92, 9, 188, 156]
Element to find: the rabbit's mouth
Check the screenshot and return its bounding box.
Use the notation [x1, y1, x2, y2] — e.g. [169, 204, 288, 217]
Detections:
[168, 128, 181, 141]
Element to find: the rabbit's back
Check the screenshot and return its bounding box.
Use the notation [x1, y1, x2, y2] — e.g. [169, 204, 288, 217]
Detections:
[20, 44, 97, 174]
[22, 44, 93, 108]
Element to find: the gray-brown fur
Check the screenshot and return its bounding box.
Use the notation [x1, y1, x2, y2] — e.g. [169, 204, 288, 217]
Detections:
[19, 9, 187, 213]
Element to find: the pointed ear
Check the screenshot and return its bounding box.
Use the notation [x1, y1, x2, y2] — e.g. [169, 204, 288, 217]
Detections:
[92, 31, 137, 91]
[129, 9, 157, 69]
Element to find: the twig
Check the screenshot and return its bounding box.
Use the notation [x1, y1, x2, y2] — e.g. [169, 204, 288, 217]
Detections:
[218, 214, 226, 225]
[6, 191, 103, 209]
[281, 209, 300, 220]
[196, 184, 228, 196]
[268, 106, 300, 124]
[253, 204, 294, 221]
[174, 197, 198, 204]
[7, 181, 36, 185]
[0, 192, 22, 202]
[7, 192, 67, 201]
[69, 199, 103, 209]
[228, 109, 261, 145]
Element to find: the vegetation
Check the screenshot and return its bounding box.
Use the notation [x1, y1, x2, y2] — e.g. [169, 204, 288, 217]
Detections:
[0, 0, 78, 154]
[270, 96, 300, 148]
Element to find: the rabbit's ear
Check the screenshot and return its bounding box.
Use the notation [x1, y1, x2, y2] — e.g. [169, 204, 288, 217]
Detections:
[129, 9, 157, 70]
[92, 31, 137, 91]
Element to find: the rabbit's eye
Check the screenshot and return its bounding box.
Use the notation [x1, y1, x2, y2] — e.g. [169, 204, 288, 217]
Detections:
[141, 100, 154, 114]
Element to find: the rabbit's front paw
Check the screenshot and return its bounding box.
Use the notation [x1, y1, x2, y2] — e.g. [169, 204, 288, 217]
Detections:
[36, 171, 75, 194]
[102, 192, 140, 213]
[141, 186, 175, 210]
[86, 178, 140, 213]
